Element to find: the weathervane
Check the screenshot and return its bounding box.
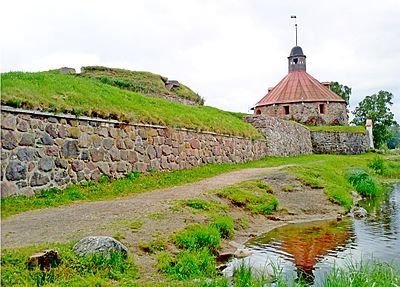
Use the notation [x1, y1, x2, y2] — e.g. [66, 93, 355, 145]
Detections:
[291, 15, 297, 46]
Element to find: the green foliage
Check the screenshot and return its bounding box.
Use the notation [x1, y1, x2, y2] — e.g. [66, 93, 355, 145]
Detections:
[1, 71, 262, 139]
[329, 81, 351, 104]
[368, 157, 386, 175]
[346, 167, 382, 197]
[126, 171, 141, 180]
[157, 248, 217, 280]
[0, 243, 138, 286]
[180, 199, 229, 214]
[307, 125, 366, 133]
[232, 263, 268, 287]
[387, 124, 400, 149]
[213, 180, 278, 215]
[98, 175, 109, 184]
[210, 216, 235, 239]
[352, 90, 397, 148]
[173, 224, 221, 251]
[322, 260, 400, 287]
[185, 199, 211, 210]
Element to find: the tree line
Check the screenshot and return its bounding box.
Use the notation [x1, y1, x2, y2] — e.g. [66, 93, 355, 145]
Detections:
[330, 82, 398, 149]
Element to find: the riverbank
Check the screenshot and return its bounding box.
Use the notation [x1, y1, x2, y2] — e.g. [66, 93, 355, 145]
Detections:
[1, 153, 399, 286]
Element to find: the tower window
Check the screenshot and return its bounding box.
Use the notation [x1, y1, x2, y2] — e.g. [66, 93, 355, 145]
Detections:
[293, 58, 298, 64]
[284, 105, 290, 115]
[319, 104, 326, 114]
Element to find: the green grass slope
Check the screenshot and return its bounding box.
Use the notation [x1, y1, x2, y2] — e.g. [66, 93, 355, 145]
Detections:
[81, 66, 204, 104]
[1, 71, 261, 138]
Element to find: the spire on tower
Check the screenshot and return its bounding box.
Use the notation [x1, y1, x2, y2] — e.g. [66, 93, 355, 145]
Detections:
[291, 15, 297, 46]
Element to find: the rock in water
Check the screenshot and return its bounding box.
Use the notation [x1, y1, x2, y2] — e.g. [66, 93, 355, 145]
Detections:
[353, 207, 368, 219]
[73, 236, 128, 258]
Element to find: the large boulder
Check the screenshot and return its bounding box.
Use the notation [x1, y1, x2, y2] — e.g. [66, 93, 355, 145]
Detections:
[73, 236, 128, 258]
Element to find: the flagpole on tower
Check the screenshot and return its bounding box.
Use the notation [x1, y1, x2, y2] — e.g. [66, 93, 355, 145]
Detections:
[291, 15, 297, 46]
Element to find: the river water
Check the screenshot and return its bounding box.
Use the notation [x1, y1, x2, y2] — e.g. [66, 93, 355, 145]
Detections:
[225, 184, 400, 285]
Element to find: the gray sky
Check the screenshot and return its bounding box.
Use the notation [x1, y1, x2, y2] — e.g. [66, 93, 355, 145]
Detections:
[1, 0, 399, 122]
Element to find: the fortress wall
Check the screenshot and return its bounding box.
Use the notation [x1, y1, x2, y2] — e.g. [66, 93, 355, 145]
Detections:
[1, 108, 267, 197]
[245, 115, 313, 156]
[310, 130, 369, 154]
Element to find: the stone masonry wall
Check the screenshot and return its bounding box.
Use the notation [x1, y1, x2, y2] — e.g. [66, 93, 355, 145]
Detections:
[256, 102, 348, 126]
[310, 130, 369, 154]
[1, 108, 267, 197]
[245, 115, 313, 156]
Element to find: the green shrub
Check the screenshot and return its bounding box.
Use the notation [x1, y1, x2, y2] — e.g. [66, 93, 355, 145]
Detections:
[126, 171, 141, 180]
[211, 216, 235, 239]
[174, 224, 221, 251]
[368, 157, 386, 175]
[346, 167, 382, 197]
[98, 175, 110, 184]
[157, 248, 216, 280]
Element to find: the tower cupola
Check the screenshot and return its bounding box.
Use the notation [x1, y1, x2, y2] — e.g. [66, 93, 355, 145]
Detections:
[288, 46, 306, 71]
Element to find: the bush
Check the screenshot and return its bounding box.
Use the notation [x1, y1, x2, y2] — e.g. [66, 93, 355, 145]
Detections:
[157, 248, 216, 280]
[368, 157, 386, 175]
[346, 167, 382, 197]
[211, 216, 235, 239]
[174, 224, 221, 251]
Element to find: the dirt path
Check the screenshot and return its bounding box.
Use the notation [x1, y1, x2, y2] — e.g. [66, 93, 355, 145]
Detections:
[1, 166, 292, 248]
[1, 165, 345, 281]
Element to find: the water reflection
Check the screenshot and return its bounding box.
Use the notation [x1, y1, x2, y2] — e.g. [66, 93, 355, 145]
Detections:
[246, 219, 353, 285]
[226, 184, 400, 286]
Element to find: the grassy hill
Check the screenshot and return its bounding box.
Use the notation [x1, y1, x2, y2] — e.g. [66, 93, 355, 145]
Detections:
[1, 71, 262, 139]
[80, 66, 204, 105]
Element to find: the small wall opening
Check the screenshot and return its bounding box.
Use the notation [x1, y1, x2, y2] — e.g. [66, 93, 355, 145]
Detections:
[284, 105, 290, 115]
[256, 109, 261, 115]
[319, 104, 326, 114]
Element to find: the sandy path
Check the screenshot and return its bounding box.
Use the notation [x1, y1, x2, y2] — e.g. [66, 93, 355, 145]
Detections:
[1, 166, 291, 248]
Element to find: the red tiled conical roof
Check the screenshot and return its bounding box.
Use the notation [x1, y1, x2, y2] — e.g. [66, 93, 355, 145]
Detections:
[255, 70, 345, 107]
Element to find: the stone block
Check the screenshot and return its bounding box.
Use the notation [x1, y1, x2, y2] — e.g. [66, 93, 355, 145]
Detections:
[90, 148, 105, 162]
[45, 124, 58, 138]
[102, 138, 114, 150]
[109, 146, 120, 161]
[19, 133, 35, 146]
[147, 145, 156, 159]
[30, 172, 50, 187]
[1, 114, 16, 130]
[162, 145, 172, 155]
[68, 127, 81, 139]
[71, 160, 85, 172]
[189, 138, 200, 149]
[1, 181, 18, 197]
[55, 158, 68, 169]
[16, 148, 38, 161]
[42, 133, 55, 145]
[2, 131, 18, 150]
[39, 156, 53, 171]
[62, 140, 79, 158]
[128, 151, 138, 163]
[6, 161, 26, 181]
[79, 133, 90, 148]
[17, 120, 29, 132]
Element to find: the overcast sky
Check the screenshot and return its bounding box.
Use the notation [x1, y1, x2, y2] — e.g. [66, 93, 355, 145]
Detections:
[1, 0, 399, 122]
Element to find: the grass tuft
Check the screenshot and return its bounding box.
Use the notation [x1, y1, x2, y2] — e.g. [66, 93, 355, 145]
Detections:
[212, 180, 278, 215]
[346, 167, 382, 197]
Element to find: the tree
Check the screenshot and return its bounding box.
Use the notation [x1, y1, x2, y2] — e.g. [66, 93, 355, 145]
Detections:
[352, 90, 397, 148]
[330, 81, 351, 105]
[387, 124, 400, 149]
